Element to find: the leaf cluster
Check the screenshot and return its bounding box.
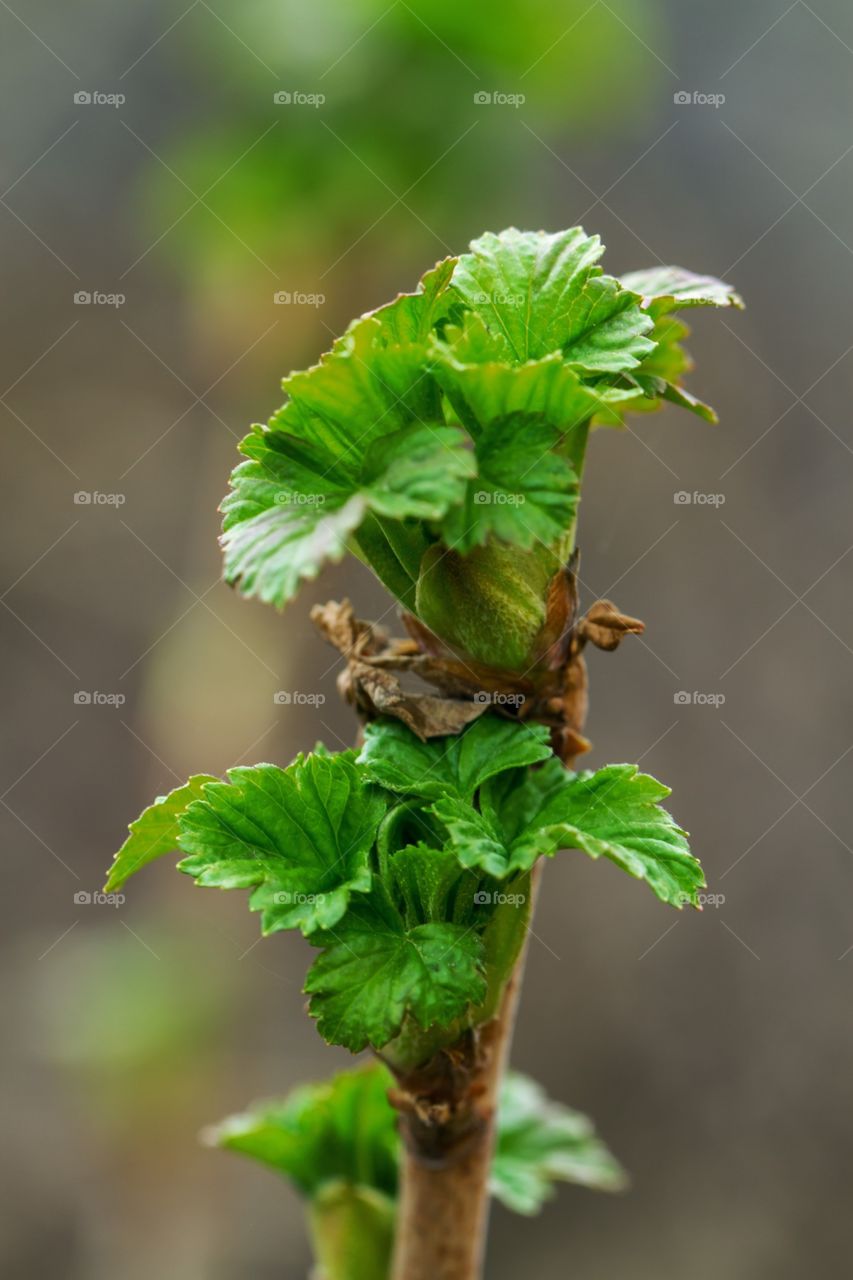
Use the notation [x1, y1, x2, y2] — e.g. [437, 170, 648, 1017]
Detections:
[107, 717, 703, 1055]
[220, 229, 742, 615]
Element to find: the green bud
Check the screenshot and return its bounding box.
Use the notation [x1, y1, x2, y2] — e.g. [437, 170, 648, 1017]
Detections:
[415, 542, 559, 673]
[308, 1181, 395, 1280]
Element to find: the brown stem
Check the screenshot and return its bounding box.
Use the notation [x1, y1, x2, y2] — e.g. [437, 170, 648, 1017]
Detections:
[390, 867, 541, 1280]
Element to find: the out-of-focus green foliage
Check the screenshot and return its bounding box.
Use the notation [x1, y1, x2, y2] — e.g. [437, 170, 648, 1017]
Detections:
[140, 0, 667, 298]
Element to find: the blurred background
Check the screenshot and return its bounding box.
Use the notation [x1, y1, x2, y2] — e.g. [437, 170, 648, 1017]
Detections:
[2, 1, 852, 1275]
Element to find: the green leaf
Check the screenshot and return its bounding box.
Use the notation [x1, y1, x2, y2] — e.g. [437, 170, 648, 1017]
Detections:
[432, 755, 570, 878]
[384, 840, 482, 929]
[221, 431, 363, 606]
[440, 416, 578, 553]
[221, 422, 473, 607]
[600, 267, 742, 427]
[359, 716, 553, 802]
[432, 794, 530, 880]
[305, 894, 487, 1051]
[207, 1066, 399, 1280]
[366, 257, 457, 344]
[273, 317, 442, 460]
[620, 266, 744, 317]
[176, 753, 385, 936]
[431, 319, 621, 438]
[492, 1071, 627, 1213]
[619, 312, 717, 424]
[105, 774, 218, 892]
[439, 760, 704, 907]
[451, 228, 654, 372]
[204, 1063, 398, 1198]
[360, 425, 476, 521]
[533, 764, 703, 906]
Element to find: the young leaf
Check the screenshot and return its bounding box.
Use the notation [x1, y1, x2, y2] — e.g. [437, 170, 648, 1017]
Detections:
[221, 422, 473, 608]
[359, 716, 553, 802]
[620, 266, 744, 316]
[206, 1067, 398, 1280]
[365, 256, 457, 344]
[430, 321, 618, 438]
[359, 425, 475, 521]
[105, 774, 218, 892]
[304, 895, 487, 1052]
[272, 318, 442, 459]
[176, 753, 385, 936]
[438, 760, 704, 908]
[432, 794, 538, 880]
[451, 228, 655, 372]
[384, 841, 482, 929]
[434, 756, 581, 879]
[602, 267, 744, 427]
[530, 763, 703, 906]
[600, 312, 716, 425]
[440, 416, 579, 553]
[204, 1063, 399, 1198]
[491, 1071, 627, 1212]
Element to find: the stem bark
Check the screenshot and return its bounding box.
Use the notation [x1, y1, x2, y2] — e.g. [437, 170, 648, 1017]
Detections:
[390, 867, 541, 1280]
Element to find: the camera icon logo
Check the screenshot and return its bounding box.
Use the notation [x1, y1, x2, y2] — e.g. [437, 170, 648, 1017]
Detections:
[273, 91, 292, 104]
[273, 691, 292, 705]
[74, 91, 93, 105]
[474, 890, 492, 905]
[74, 690, 92, 705]
[74, 890, 92, 904]
[73, 491, 92, 505]
[473, 91, 492, 104]
[673, 90, 692, 105]
[74, 291, 92, 305]
[473, 491, 491, 505]
[673, 690, 691, 705]
[673, 490, 692, 504]
[273, 291, 292, 304]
